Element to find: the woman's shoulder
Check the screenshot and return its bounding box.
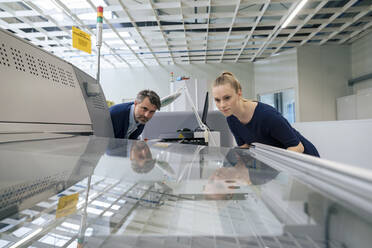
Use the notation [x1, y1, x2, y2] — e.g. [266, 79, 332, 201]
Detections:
[226, 115, 238, 124]
[254, 102, 282, 122]
[226, 115, 243, 130]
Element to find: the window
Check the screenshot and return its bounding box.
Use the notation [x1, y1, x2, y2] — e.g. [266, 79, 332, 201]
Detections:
[258, 88, 295, 124]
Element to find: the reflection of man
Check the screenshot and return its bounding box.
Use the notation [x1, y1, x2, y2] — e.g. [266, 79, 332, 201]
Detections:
[110, 90, 161, 139]
[105, 139, 156, 174]
[130, 141, 155, 174]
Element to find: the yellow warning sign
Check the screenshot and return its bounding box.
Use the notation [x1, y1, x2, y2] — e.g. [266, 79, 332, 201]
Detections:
[72, 26, 91, 54]
[56, 193, 79, 218]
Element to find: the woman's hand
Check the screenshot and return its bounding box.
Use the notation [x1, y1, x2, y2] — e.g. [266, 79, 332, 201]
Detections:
[239, 144, 250, 149]
[287, 142, 304, 153]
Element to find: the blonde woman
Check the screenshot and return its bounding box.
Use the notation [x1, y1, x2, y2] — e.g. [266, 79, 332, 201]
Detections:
[212, 72, 319, 157]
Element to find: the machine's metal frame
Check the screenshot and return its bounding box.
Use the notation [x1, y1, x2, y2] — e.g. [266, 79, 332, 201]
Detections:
[250, 143, 372, 220]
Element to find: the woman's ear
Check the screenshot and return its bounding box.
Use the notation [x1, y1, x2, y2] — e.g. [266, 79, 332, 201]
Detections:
[237, 89, 242, 98]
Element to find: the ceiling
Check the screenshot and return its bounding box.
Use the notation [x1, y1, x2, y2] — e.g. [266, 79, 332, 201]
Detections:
[0, 0, 371, 70]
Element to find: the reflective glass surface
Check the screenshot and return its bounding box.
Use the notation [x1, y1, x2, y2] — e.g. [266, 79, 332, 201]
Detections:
[0, 136, 371, 248]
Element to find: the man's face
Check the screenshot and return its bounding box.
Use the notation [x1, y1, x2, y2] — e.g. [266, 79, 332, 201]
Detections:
[130, 141, 152, 167]
[134, 97, 157, 124]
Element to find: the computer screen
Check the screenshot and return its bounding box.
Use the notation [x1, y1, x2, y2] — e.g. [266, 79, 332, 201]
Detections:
[201, 91, 209, 126]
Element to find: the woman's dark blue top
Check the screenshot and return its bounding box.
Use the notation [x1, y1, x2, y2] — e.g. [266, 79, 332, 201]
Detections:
[227, 102, 320, 157]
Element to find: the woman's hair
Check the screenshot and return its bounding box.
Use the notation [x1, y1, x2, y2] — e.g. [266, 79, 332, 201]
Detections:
[213, 71, 242, 93]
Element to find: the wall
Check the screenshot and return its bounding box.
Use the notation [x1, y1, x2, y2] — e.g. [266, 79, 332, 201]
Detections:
[351, 31, 372, 93]
[293, 119, 372, 169]
[254, 49, 298, 95]
[95, 62, 254, 108]
[297, 45, 350, 121]
[254, 49, 299, 121]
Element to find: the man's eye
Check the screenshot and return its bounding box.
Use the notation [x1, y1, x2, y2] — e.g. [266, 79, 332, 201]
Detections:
[224, 96, 230, 100]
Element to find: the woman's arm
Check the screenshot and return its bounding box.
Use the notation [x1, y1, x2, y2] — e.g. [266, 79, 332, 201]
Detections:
[287, 141, 304, 153]
[239, 144, 250, 149]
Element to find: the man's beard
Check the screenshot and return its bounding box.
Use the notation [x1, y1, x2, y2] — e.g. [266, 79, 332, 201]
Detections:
[136, 115, 149, 124]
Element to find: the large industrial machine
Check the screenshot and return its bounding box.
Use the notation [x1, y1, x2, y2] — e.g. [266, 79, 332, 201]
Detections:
[0, 28, 113, 142]
[1, 28, 372, 248]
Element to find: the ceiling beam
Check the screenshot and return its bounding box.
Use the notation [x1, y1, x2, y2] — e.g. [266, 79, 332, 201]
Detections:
[234, 0, 270, 62]
[219, 0, 242, 62]
[300, 0, 359, 45]
[148, 0, 176, 65]
[250, 0, 301, 61]
[320, 4, 372, 44]
[51, 0, 128, 67]
[116, 0, 161, 66]
[204, 0, 211, 63]
[339, 21, 372, 44]
[271, 0, 328, 55]
[179, 0, 190, 64]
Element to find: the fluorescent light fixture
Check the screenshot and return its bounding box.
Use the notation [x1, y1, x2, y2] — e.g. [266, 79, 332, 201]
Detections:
[104, 31, 130, 38]
[80, 11, 113, 21]
[9, 228, 42, 248]
[61, 222, 80, 231]
[32, 0, 55, 11]
[281, 0, 308, 28]
[105, 40, 122, 45]
[62, 0, 89, 9]
[125, 39, 136, 45]
[92, 0, 108, 7]
[79, 12, 96, 21]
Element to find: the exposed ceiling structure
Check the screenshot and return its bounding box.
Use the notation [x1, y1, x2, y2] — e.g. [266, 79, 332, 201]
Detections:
[0, 0, 371, 70]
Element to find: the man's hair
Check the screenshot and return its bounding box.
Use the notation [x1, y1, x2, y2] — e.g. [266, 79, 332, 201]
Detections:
[136, 90, 161, 110]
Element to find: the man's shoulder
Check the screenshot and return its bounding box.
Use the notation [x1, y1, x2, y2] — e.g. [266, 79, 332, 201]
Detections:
[110, 102, 134, 112]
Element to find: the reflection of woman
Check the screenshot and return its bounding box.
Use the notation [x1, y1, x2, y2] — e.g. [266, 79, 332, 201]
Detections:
[204, 148, 279, 200]
[212, 72, 319, 157]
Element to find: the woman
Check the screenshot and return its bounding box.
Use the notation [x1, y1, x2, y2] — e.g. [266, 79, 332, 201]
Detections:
[212, 72, 319, 157]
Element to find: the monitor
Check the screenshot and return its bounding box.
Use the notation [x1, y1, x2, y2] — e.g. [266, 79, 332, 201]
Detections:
[201, 92, 209, 126]
[194, 92, 209, 131]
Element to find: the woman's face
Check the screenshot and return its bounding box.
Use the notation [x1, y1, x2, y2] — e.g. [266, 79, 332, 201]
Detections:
[212, 84, 241, 117]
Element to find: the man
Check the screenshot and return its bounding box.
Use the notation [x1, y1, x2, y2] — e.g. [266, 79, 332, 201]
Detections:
[110, 90, 161, 139]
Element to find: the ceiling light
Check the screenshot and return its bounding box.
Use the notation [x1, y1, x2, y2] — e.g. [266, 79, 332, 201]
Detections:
[31, 0, 54, 11]
[281, 0, 308, 28]
[62, 0, 90, 9]
[104, 31, 130, 38]
[125, 39, 136, 45]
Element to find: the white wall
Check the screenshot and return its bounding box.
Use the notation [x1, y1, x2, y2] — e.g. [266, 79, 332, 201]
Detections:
[254, 49, 298, 94]
[254, 49, 299, 120]
[297, 45, 350, 121]
[95, 63, 254, 107]
[351, 31, 372, 93]
[294, 119, 372, 169]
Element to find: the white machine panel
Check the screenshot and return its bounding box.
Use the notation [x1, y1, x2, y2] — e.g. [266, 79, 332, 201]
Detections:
[0, 29, 92, 127]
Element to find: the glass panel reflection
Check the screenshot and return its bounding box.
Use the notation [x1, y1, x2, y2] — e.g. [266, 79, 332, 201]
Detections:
[0, 136, 371, 247]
